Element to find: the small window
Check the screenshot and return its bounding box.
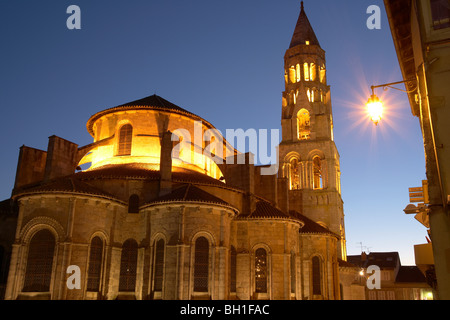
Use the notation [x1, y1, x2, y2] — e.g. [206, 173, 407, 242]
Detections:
[430, 0, 450, 30]
[87, 236, 103, 292]
[118, 124, 133, 156]
[128, 194, 139, 214]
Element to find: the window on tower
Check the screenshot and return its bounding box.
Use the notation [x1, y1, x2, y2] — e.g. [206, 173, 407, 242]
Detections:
[296, 64, 301, 82]
[303, 63, 310, 81]
[313, 156, 323, 189]
[310, 63, 316, 81]
[289, 158, 300, 190]
[289, 66, 296, 83]
[319, 65, 326, 83]
[297, 109, 311, 140]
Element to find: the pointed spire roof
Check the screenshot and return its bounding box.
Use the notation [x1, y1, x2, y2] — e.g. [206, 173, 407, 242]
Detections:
[289, 1, 320, 49]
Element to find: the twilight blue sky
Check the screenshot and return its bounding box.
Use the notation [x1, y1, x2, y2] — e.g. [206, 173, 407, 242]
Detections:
[0, 0, 427, 265]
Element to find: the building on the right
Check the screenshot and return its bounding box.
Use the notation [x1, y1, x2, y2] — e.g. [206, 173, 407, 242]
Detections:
[383, 0, 450, 299]
[348, 252, 433, 300]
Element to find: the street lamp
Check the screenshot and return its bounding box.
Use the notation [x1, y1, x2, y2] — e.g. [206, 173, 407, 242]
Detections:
[366, 79, 416, 126]
[366, 93, 383, 126]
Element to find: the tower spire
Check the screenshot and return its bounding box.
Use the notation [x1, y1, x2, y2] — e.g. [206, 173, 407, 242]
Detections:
[289, 1, 320, 48]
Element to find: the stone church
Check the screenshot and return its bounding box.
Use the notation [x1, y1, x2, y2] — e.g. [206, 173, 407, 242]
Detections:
[0, 3, 362, 300]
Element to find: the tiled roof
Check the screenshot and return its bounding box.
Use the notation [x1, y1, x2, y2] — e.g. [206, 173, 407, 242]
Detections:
[292, 210, 339, 238]
[237, 201, 303, 225]
[338, 258, 359, 269]
[289, 2, 320, 48]
[87, 94, 213, 136]
[395, 266, 427, 283]
[14, 176, 123, 203]
[146, 184, 236, 210]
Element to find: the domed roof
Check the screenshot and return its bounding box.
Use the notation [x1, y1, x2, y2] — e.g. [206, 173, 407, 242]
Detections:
[86, 94, 214, 136]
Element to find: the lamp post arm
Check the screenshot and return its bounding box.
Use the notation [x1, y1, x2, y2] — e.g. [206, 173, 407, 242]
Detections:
[371, 79, 417, 95]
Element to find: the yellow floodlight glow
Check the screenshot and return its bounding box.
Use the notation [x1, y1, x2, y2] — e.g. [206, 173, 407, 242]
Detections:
[366, 94, 383, 126]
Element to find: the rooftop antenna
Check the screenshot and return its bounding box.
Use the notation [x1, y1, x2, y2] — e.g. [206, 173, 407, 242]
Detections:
[357, 242, 364, 252]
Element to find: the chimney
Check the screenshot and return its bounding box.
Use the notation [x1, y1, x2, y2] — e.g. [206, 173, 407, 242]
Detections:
[44, 136, 78, 182]
[361, 251, 367, 261]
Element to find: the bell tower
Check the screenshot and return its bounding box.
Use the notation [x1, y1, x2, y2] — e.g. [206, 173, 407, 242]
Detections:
[280, 2, 347, 260]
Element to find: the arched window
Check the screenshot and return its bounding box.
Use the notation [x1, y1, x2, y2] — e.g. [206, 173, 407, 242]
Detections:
[118, 124, 133, 156]
[23, 229, 55, 292]
[153, 239, 165, 292]
[128, 194, 139, 214]
[289, 158, 300, 190]
[288, 66, 296, 83]
[303, 63, 310, 81]
[312, 256, 321, 295]
[320, 64, 326, 83]
[230, 246, 237, 293]
[297, 109, 311, 140]
[87, 236, 103, 292]
[295, 64, 301, 82]
[194, 237, 209, 292]
[310, 63, 316, 81]
[255, 248, 267, 293]
[307, 88, 311, 102]
[313, 156, 323, 189]
[119, 239, 138, 292]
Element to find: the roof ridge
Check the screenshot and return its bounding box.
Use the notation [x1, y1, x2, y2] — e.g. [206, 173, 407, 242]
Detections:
[183, 183, 191, 201]
[69, 176, 76, 192]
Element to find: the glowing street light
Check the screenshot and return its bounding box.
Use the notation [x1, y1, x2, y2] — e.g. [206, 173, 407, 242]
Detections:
[366, 94, 383, 126]
[366, 79, 416, 126]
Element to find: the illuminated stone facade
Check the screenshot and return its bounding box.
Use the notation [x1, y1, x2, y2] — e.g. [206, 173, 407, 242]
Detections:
[0, 3, 362, 300]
